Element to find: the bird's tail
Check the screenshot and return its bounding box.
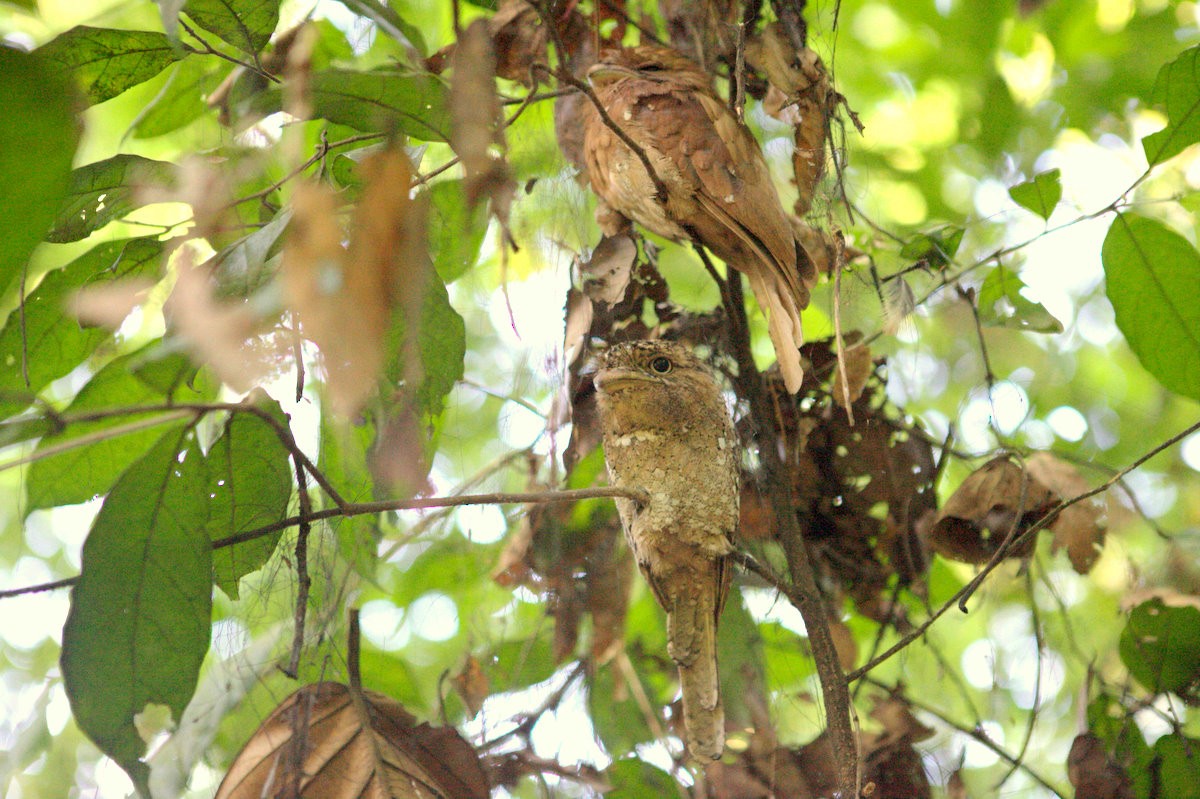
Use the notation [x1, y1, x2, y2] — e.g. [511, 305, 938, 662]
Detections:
[666, 573, 724, 760]
[746, 270, 806, 393]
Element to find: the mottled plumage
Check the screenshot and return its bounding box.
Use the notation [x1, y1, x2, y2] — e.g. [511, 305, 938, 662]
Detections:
[583, 45, 817, 392]
[594, 341, 739, 760]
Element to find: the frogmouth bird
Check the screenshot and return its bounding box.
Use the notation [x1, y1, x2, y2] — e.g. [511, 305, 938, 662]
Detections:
[593, 340, 739, 760]
[583, 45, 817, 393]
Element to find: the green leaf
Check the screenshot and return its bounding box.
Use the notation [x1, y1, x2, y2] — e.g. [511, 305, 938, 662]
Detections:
[900, 226, 964, 268]
[308, 69, 452, 141]
[61, 428, 212, 795]
[319, 414, 381, 577]
[209, 208, 291, 297]
[208, 399, 294, 598]
[1008, 168, 1062, 220]
[428, 180, 487, 283]
[1086, 693, 1154, 798]
[47, 155, 177, 243]
[976, 264, 1064, 333]
[1156, 735, 1200, 799]
[1119, 599, 1200, 696]
[1102, 214, 1200, 401]
[182, 0, 280, 57]
[606, 759, 677, 797]
[0, 238, 163, 419]
[1142, 46, 1200, 166]
[24, 354, 187, 514]
[132, 57, 228, 139]
[415, 275, 466, 412]
[0, 48, 80, 298]
[36, 26, 186, 106]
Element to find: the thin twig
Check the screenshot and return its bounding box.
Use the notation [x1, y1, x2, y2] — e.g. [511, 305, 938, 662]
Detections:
[284, 450, 313, 679]
[0, 486, 650, 600]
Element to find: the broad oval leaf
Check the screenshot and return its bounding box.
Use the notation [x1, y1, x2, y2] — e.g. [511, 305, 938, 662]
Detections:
[0, 48, 79, 297]
[1142, 46, 1200, 167]
[47, 155, 177, 243]
[1102, 214, 1200, 401]
[1008, 168, 1062, 221]
[24, 352, 189, 515]
[310, 69, 452, 141]
[61, 428, 213, 796]
[0, 238, 163, 419]
[1118, 598, 1200, 697]
[427, 180, 487, 283]
[36, 26, 186, 106]
[182, 0, 280, 57]
[208, 399, 294, 598]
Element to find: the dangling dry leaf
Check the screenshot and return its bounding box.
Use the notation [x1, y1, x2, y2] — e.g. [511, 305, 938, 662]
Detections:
[869, 696, 935, 745]
[832, 342, 873, 411]
[829, 619, 858, 671]
[746, 24, 836, 216]
[452, 657, 490, 719]
[862, 738, 933, 799]
[215, 682, 489, 799]
[450, 19, 513, 216]
[563, 289, 594, 368]
[930, 457, 1057, 565]
[283, 146, 417, 416]
[582, 233, 637, 307]
[166, 256, 275, 392]
[1067, 733, 1134, 799]
[70, 279, 155, 328]
[1025, 452, 1105, 574]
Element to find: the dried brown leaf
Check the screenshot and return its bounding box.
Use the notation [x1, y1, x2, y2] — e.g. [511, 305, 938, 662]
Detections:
[862, 739, 933, 799]
[215, 682, 489, 799]
[452, 657, 490, 719]
[930, 457, 1056, 565]
[563, 289, 594, 368]
[70, 279, 155, 328]
[1026, 452, 1105, 573]
[451, 19, 512, 212]
[166, 258, 274, 392]
[581, 233, 637, 307]
[832, 343, 872, 410]
[1067, 733, 1134, 799]
[829, 619, 859, 672]
[870, 696, 935, 744]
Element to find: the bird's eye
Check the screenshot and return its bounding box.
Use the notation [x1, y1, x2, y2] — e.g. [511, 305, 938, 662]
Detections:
[639, 63, 664, 72]
[649, 356, 672, 374]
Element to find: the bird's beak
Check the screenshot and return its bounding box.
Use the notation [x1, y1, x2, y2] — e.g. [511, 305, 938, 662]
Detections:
[595, 367, 653, 393]
[586, 62, 640, 88]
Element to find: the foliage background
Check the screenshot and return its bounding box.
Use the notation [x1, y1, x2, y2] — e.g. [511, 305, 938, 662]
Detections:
[0, 0, 1198, 797]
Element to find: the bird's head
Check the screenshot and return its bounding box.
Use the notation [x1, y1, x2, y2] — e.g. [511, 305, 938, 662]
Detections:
[594, 340, 724, 427]
[586, 45, 711, 93]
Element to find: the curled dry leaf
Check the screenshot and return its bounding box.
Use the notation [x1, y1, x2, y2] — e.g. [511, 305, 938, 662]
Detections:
[450, 19, 514, 215]
[1067, 733, 1134, 799]
[581, 233, 637, 307]
[829, 619, 859, 672]
[745, 24, 836, 216]
[283, 146, 415, 416]
[1025, 451, 1105, 574]
[139, 157, 238, 244]
[563, 288, 594, 368]
[166, 256, 276, 392]
[452, 656, 490, 719]
[930, 457, 1057, 565]
[215, 682, 489, 799]
[869, 696, 935, 745]
[832, 342, 873, 411]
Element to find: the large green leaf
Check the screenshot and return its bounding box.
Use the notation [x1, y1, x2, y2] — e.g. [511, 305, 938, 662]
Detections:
[61, 428, 213, 796]
[47, 155, 177, 243]
[427, 180, 487, 283]
[0, 238, 163, 419]
[0, 48, 79, 298]
[208, 399, 294, 598]
[1142, 46, 1200, 167]
[24, 353, 188, 514]
[308, 69, 452, 141]
[1119, 598, 1200, 697]
[132, 57, 229, 139]
[319, 413, 381, 577]
[1102, 214, 1200, 401]
[36, 26, 186, 106]
[977, 263, 1063, 333]
[1156, 735, 1200, 799]
[415, 274, 466, 412]
[182, 0, 280, 57]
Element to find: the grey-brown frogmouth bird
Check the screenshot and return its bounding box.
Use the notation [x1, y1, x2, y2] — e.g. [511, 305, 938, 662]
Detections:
[583, 45, 817, 393]
[594, 340, 739, 760]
